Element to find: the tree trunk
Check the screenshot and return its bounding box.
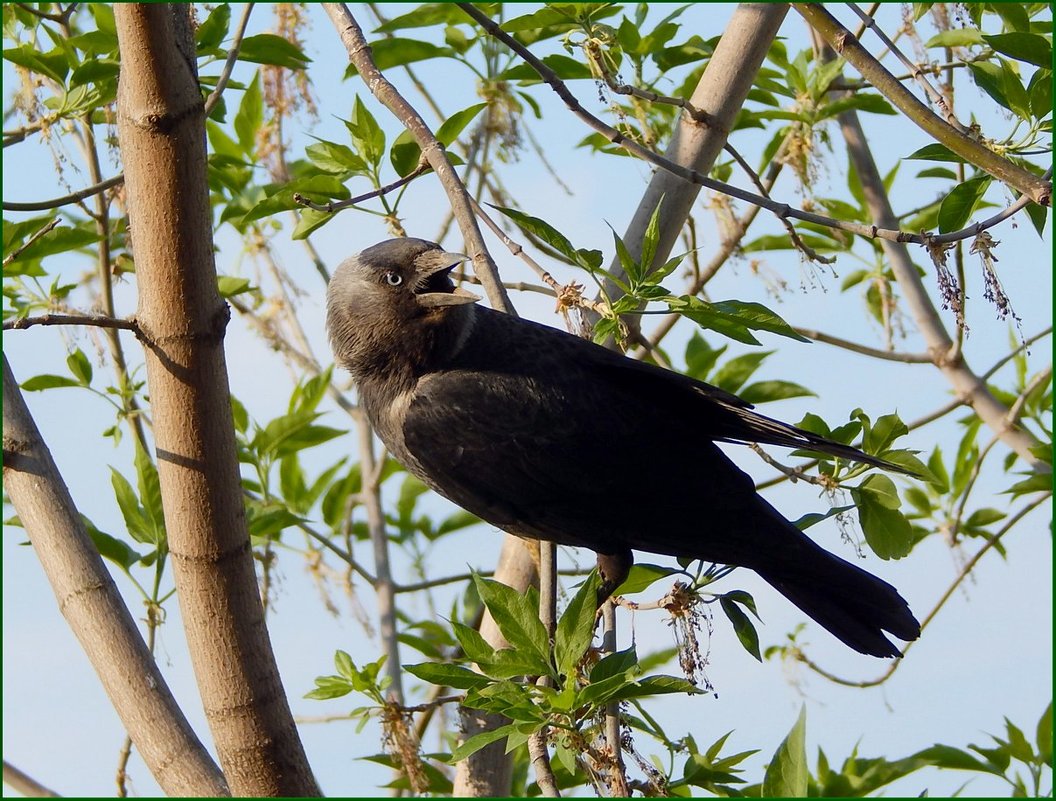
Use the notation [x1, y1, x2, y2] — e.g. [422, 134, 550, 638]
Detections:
[3, 356, 228, 796]
[113, 4, 318, 794]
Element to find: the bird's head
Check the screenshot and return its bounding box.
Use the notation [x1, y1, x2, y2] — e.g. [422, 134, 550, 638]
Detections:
[326, 238, 479, 380]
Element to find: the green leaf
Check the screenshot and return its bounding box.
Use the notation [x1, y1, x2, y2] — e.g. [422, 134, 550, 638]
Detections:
[489, 205, 600, 270]
[762, 706, 808, 797]
[738, 380, 815, 404]
[792, 505, 855, 531]
[613, 563, 681, 595]
[133, 440, 165, 544]
[904, 143, 967, 163]
[110, 468, 153, 545]
[21, 374, 82, 391]
[3, 44, 69, 84]
[856, 494, 914, 559]
[711, 351, 771, 394]
[369, 38, 453, 71]
[912, 744, 1005, 776]
[347, 97, 386, 168]
[389, 103, 487, 176]
[938, 176, 991, 233]
[82, 516, 143, 571]
[684, 333, 725, 381]
[925, 29, 985, 48]
[864, 412, 908, 454]
[968, 61, 1015, 115]
[665, 297, 809, 346]
[983, 32, 1053, 67]
[238, 33, 311, 69]
[450, 723, 520, 763]
[196, 3, 231, 51]
[720, 596, 762, 661]
[1036, 701, 1052, 764]
[305, 140, 369, 174]
[472, 575, 551, 672]
[990, 2, 1029, 32]
[234, 72, 263, 155]
[817, 93, 896, 119]
[639, 198, 664, 279]
[607, 674, 701, 701]
[5, 223, 102, 266]
[304, 675, 353, 700]
[859, 473, 901, 509]
[216, 276, 253, 298]
[555, 571, 600, 676]
[403, 662, 491, 690]
[436, 102, 488, 147]
[451, 621, 496, 666]
[589, 647, 638, 683]
[500, 53, 593, 82]
[1029, 69, 1052, 121]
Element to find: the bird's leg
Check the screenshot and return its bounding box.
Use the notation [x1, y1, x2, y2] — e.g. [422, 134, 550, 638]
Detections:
[595, 548, 633, 607]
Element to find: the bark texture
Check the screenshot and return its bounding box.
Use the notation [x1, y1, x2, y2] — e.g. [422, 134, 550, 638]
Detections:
[114, 4, 318, 794]
[3, 355, 228, 796]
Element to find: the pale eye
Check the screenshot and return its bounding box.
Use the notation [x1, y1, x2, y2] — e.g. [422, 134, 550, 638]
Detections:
[384, 271, 403, 286]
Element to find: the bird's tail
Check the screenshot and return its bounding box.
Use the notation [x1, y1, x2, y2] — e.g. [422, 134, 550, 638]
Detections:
[757, 551, 920, 658]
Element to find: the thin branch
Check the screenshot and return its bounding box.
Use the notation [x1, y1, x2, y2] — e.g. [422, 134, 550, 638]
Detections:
[295, 519, 377, 585]
[3, 312, 140, 333]
[3, 173, 125, 212]
[2, 761, 60, 798]
[3, 218, 60, 265]
[795, 3, 1050, 206]
[203, 3, 255, 116]
[846, 2, 969, 133]
[589, 51, 833, 266]
[796, 492, 1051, 687]
[794, 328, 933, 363]
[357, 413, 404, 702]
[459, 3, 1048, 251]
[294, 161, 430, 212]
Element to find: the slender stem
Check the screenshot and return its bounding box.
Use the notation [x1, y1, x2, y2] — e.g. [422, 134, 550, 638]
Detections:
[357, 414, 404, 702]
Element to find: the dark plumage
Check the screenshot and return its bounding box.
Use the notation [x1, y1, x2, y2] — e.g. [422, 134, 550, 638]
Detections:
[326, 237, 921, 658]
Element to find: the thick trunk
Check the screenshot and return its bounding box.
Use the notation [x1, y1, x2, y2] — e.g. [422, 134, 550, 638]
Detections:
[113, 4, 318, 794]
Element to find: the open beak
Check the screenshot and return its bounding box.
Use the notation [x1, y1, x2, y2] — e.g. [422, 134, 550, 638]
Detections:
[412, 250, 480, 308]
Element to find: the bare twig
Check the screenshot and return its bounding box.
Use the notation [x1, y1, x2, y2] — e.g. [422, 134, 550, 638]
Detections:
[2, 761, 60, 798]
[794, 328, 933, 362]
[846, 2, 969, 133]
[3, 312, 140, 333]
[356, 413, 404, 702]
[204, 3, 255, 116]
[3, 174, 126, 213]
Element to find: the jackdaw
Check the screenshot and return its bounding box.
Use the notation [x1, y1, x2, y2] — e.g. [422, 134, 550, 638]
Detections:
[326, 237, 921, 657]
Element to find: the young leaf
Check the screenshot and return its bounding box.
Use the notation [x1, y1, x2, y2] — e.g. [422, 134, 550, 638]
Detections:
[403, 662, 491, 690]
[720, 596, 762, 661]
[554, 571, 600, 676]
[762, 706, 808, 797]
[472, 575, 551, 673]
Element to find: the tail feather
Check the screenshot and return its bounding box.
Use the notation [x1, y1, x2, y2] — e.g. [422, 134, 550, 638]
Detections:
[758, 555, 920, 658]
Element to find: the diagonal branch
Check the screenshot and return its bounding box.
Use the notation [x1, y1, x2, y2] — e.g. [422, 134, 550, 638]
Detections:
[3, 356, 228, 796]
[796, 3, 1051, 206]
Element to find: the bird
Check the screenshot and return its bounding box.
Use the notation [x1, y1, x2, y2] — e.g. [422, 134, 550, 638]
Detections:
[326, 237, 921, 658]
